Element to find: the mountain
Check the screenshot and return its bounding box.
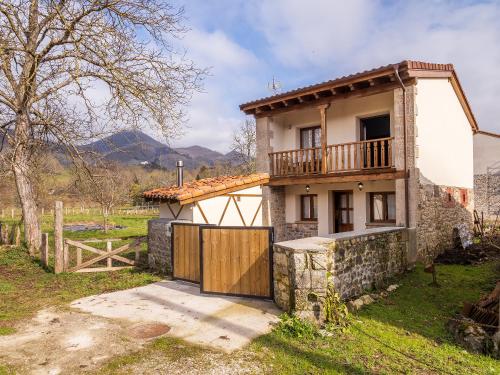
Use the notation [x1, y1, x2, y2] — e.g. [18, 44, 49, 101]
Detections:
[81, 130, 241, 169]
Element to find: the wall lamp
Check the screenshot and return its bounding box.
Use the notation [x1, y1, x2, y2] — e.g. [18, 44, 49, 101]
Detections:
[305, 185, 311, 193]
[358, 182, 364, 191]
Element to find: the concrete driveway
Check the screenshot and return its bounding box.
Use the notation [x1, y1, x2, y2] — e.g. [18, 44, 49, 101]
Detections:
[71, 280, 280, 352]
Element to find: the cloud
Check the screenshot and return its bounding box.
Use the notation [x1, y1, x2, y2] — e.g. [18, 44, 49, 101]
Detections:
[172, 28, 264, 152]
[250, 0, 500, 132]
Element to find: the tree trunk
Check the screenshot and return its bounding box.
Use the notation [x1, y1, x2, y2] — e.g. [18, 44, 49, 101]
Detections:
[12, 114, 41, 255]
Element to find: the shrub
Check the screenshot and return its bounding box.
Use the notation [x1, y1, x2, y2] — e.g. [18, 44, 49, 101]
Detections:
[274, 313, 318, 339]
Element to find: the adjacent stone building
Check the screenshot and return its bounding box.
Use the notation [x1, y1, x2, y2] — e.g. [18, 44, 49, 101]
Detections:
[473, 131, 500, 221]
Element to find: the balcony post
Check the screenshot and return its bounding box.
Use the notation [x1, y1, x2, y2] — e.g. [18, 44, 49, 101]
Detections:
[318, 104, 330, 174]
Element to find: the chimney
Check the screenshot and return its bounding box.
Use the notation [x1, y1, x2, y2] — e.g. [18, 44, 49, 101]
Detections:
[176, 160, 184, 187]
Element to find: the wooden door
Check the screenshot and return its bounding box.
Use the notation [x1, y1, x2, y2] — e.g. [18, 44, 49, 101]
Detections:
[334, 191, 354, 233]
[200, 227, 273, 299]
[171, 223, 202, 283]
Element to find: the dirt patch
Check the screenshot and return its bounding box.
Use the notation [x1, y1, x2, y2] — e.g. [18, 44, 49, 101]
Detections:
[435, 237, 499, 265]
[0, 308, 147, 374]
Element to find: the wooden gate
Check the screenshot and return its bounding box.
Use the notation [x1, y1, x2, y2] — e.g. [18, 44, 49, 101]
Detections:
[200, 226, 273, 299]
[171, 223, 203, 283]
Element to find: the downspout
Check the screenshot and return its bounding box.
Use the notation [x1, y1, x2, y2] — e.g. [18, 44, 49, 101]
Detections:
[394, 65, 410, 228]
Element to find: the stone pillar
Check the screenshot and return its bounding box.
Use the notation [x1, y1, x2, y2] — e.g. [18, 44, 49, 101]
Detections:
[262, 186, 286, 241]
[147, 218, 172, 274]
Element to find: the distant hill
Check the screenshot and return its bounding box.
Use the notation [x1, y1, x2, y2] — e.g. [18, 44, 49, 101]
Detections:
[81, 130, 241, 169]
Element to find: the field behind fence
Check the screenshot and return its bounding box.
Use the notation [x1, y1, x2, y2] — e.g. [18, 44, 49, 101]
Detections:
[0, 202, 158, 272]
[0, 204, 159, 219]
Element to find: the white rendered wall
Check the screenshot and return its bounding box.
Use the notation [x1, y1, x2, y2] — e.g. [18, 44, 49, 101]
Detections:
[415, 79, 474, 188]
[284, 180, 396, 236]
[474, 133, 500, 175]
[269, 91, 394, 151]
[159, 186, 263, 226]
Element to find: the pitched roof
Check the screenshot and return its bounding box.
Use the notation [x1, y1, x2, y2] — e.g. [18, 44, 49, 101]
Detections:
[239, 60, 478, 132]
[143, 173, 269, 205]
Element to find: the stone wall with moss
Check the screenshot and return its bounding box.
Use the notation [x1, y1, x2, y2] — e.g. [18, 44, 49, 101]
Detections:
[416, 175, 474, 261]
[273, 228, 408, 321]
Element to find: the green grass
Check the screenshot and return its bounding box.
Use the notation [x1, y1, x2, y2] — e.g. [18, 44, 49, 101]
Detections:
[250, 262, 500, 374]
[0, 240, 161, 334]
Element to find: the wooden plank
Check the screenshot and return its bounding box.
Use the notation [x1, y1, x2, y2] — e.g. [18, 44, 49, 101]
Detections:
[75, 266, 134, 273]
[267, 169, 405, 186]
[203, 228, 212, 291]
[232, 196, 247, 226]
[248, 230, 257, 296]
[196, 202, 209, 224]
[68, 243, 130, 272]
[259, 230, 270, 297]
[220, 228, 229, 293]
[231, 229, 240, 294]
[210, 228, 219, 291]
[41, 233, 49, 267]
[374, 141, 379, 167]
[65, 239, 134, 266]
[250, 201, 262, 226]
[240, 230, 250, 294]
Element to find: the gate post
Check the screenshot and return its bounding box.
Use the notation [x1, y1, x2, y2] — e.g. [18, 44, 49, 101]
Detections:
[54, 201, 64, 273]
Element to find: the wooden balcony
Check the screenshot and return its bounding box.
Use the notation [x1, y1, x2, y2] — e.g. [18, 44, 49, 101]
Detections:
[269, 137, 395, 179]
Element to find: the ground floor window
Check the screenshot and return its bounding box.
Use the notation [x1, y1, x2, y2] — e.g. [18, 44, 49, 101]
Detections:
[300, 194, 318, 221]
[370, 192, 396, 223]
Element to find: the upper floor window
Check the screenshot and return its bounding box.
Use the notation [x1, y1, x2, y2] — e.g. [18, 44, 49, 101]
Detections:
[300, 126, 321, 149]
[360, 114, 390, 141]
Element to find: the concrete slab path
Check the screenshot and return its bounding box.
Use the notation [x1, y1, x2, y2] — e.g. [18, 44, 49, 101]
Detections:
[71, 280, 281, 352]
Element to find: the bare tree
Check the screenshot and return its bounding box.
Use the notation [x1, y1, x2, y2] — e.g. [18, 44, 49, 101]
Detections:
[231, 119, 256, 174]
[76, 163, 130, 232]
[0, 1, 204, 254]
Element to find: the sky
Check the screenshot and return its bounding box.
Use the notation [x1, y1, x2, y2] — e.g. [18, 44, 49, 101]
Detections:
[168, 0, 500, 152]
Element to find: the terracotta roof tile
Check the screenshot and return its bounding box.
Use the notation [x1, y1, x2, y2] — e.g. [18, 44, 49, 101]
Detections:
[143, 173, 270, 204]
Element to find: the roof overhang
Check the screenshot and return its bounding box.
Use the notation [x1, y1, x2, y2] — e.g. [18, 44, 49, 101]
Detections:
[240, 60, 479, 132]
[143, 173, 270, 205]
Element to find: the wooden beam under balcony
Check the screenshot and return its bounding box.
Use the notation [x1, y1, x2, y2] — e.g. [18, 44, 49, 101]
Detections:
[267, 169, 405, 186]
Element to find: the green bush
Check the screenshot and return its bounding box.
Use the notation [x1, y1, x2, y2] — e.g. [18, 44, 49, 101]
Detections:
[274, 313, 318, 339]
[323, 273, 350, 332]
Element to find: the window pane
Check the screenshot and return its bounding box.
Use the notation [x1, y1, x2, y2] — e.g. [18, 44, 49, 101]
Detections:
[372, 194, 384, 221]
[340, 194, 347, 207]
[312, 195, 318, 219]
[313, 128, 321, 147]
[341, 210, 348, 223]
[387, 193, 396, 221]
[302, 196, 311, 219]
[301, 129, 312, 148]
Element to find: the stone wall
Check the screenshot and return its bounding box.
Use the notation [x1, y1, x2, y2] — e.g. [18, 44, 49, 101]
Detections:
[284, 222, 318, 241]
[416, 174, 474, 260]
[263, 186, 286, 241]
[273, 228, 408, 321]
[474, 173, 500, 221]
[147, 218, 172, 274]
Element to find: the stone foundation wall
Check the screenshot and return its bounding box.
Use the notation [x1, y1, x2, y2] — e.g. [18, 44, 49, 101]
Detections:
[147, 218, 172, 274]
[474, 173, 500, 220]
[273, 228, 408, 321]
[416, 177, 474, 260]
[284, 222, 319, 241]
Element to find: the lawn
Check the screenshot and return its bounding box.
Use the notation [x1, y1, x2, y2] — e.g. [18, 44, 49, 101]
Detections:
[98, 262, 500, 375]
[250, 262, 500, 374]
[1, 213, 499, 374]
[0, 213, 161, 331]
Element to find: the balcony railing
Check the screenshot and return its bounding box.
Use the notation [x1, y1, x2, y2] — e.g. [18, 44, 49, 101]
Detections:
[269, 137, 394, 177]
